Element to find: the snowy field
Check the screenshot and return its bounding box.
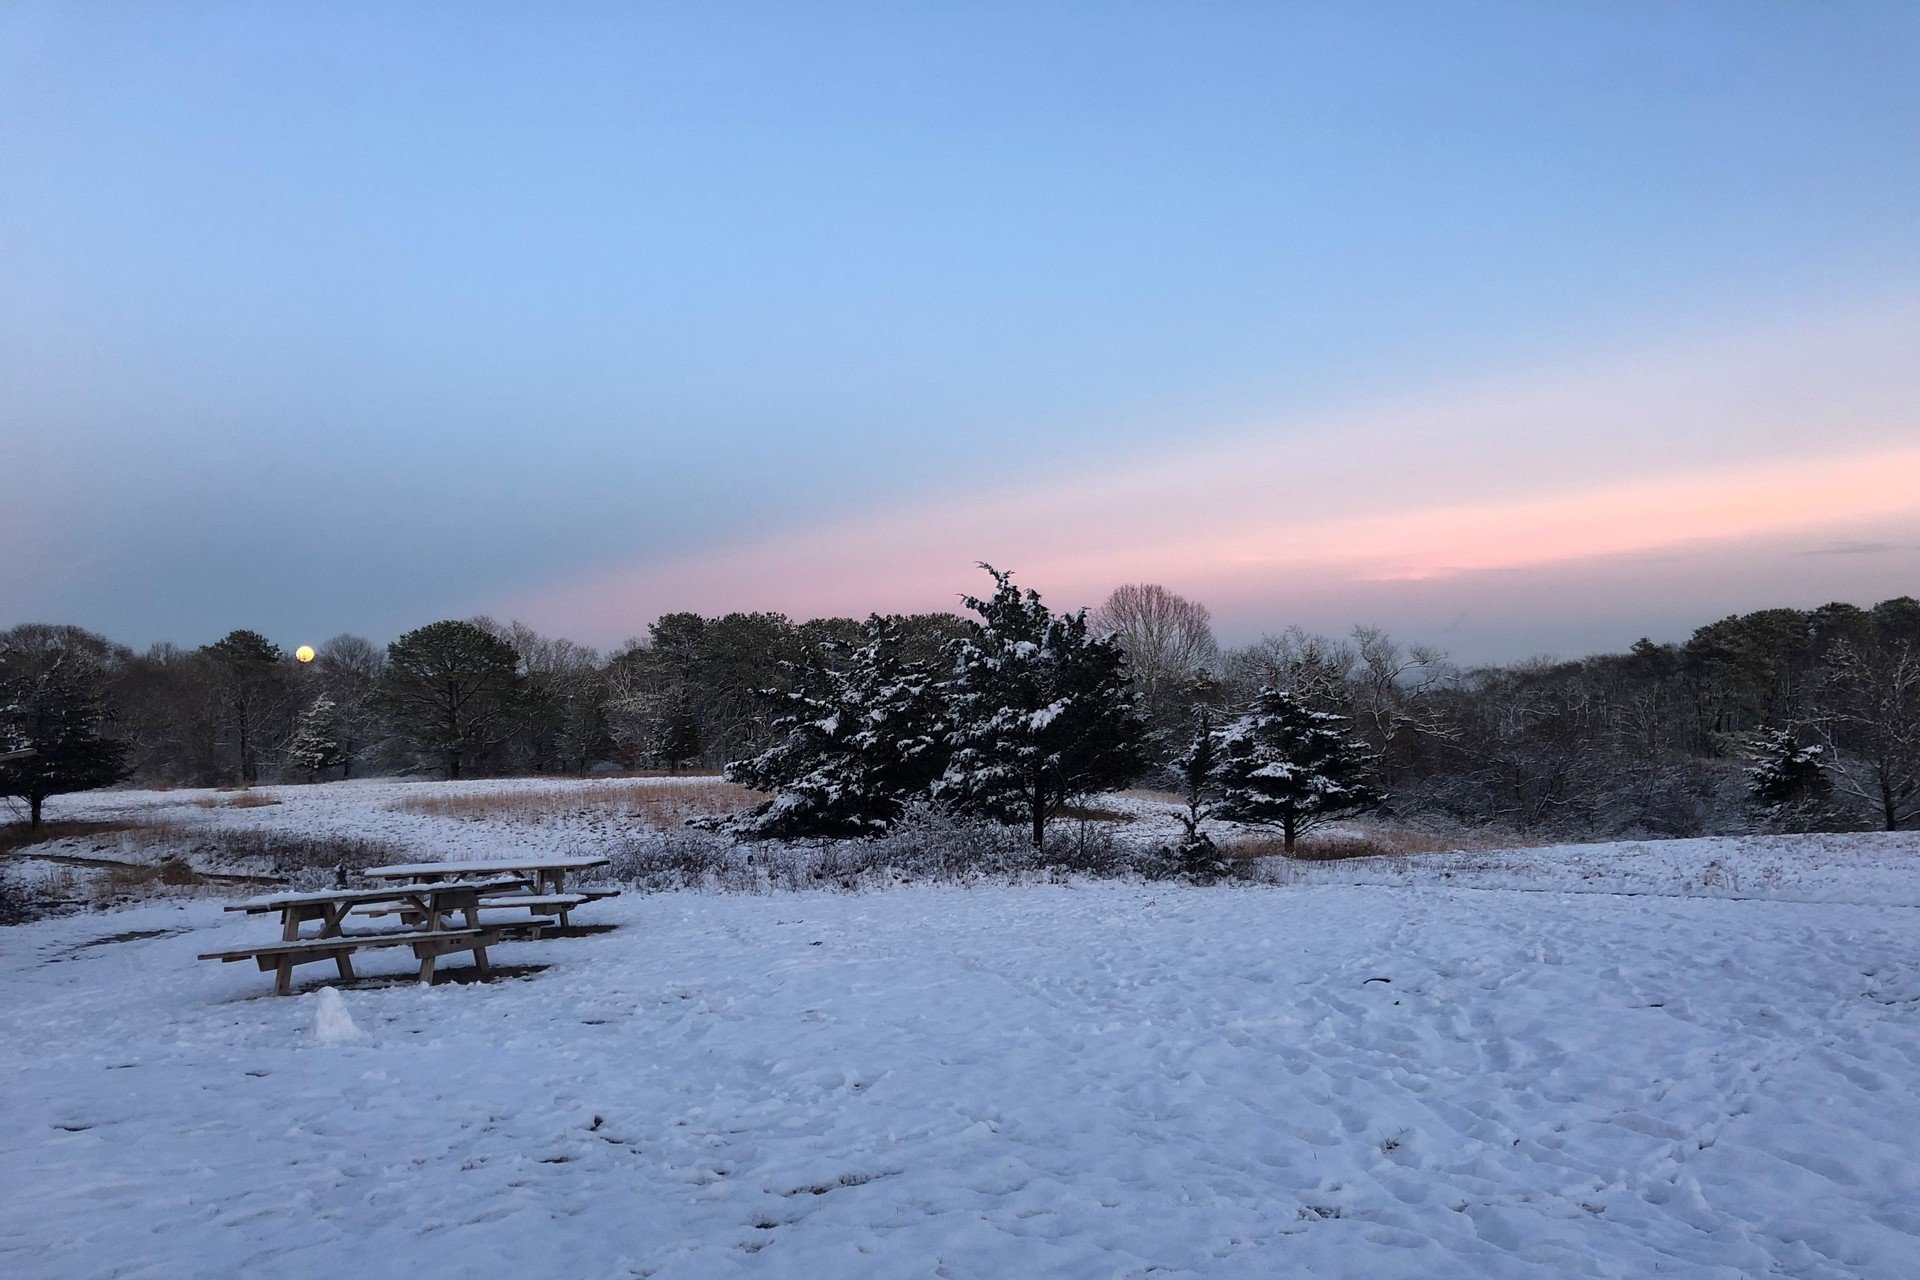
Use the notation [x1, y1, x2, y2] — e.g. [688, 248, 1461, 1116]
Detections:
[15, 775, 1920, 907]
[3, 782, 1919, 1278]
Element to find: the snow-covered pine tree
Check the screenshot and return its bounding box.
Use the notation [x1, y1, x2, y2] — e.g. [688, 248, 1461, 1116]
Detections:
[285, 693, 350, 780]
[1214, 686, 1385, 852]
[0, 625, 129, 829]
[934, 565, 1146, 847]
[1172, 703, 1226, 881]
[720, 615, 947, 838]
[1744, 726, 1836, 832]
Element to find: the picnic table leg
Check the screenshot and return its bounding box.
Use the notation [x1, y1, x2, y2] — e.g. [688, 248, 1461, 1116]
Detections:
[463, 904, 490, 979]
[418, 899, 441, 985]
[324, 903, 355, 981]
[274, 907, 300, 995]
[550, 870, 573, 927]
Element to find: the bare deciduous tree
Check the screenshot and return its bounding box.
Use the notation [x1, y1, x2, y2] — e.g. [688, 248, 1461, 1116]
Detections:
[1349, 626, 1455, 781]
[314, 634, 384, 779]
[484, 620, 609, 773]
[1818, 638, 1920, 831]
[1222, 627, 1354, 710]
[1091, 584, 1220, 749]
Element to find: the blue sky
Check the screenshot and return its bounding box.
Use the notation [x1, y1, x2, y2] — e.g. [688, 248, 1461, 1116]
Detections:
[4, 2, 1918, 659]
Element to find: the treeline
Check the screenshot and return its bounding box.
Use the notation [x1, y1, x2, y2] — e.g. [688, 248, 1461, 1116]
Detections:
[1179, 596, 1918, 837]
[0, 609, 971, 812]
[3, 570, 1916, 838]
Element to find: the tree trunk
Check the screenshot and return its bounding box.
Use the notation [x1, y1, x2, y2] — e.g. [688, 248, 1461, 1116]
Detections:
[29, 794, 43, 830]
[1031, 777, 1047, 848]
[1282, 815, 1297, 853]
[448, 751, 462, 781]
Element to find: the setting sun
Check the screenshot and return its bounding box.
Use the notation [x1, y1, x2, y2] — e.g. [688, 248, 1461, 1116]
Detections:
[294, 645, 314, 664]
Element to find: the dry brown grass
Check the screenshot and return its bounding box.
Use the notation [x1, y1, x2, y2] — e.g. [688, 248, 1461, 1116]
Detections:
[26, 858, 227, 912]
[391, 779, 758, 828]
[3, 818, 274, 914]
[0, 820, 151, 856]
[193, 791, 283, 809]
[579, 768, 726, 780]
[1219, 835, 1381, 862]
[1221, 824, 1521, 862]
[5, 815, 391, 878]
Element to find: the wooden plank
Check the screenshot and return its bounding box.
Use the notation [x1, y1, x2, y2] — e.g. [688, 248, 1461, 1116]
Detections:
[198, 928, 506, 963]
[226, 878, 530, 913]
[471, 894, 590, 911]
[362, 856, 609, 881]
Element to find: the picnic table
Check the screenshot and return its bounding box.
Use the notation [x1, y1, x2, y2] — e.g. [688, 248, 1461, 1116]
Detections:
[200, 856, 619, 995]
[199, 878, 541, 995]
[363, 856, 614, 927]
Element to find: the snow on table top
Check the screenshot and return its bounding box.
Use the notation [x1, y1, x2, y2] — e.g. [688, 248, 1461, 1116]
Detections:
[363, 856, 610, 878]
[226, 879, 532, 912]
[3, 878, 1918, 1279]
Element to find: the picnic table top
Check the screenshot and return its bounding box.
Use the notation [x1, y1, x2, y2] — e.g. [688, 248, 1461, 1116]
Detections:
[225, 878, 531, 913]
[363, 856, 611, 879]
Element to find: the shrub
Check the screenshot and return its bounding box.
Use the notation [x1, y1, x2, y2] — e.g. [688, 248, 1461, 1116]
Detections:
[608, 807, 1180, 894]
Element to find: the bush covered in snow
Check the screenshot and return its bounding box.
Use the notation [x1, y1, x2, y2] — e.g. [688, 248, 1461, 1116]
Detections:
[612, 807, 1185, 893]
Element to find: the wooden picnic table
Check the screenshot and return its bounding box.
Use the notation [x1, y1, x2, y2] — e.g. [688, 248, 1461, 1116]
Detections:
[363, 856, 614, 926]
[200, 857, 619, 995]
[202, 877, 540, 995]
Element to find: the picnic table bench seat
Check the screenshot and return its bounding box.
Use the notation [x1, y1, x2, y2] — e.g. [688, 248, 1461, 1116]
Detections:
[199, 927, 511, 964]
[357, 891, 589, 915]
[471, 892, 592, 913]
[199, 924, 540, 993]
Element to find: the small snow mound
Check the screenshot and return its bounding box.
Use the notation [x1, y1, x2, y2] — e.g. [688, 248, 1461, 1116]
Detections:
[313, 987, 363, 1044]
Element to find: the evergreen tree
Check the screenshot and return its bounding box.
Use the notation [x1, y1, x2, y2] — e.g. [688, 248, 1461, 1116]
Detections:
[0, 625, 129, 829]
[375, 620, 522, 779]
[656, 698, 702, 771]
[285, 693, 350, 780]
[1172, 704, 1226, 881]
[199, 629, 290, 785]
[935, 566, 1146, 847]
[1215, 687, 1385, 852]
[723, 615, 947, 837]
[1744, 727, 1836, 832]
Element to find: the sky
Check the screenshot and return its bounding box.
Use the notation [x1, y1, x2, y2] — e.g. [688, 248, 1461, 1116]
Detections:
[4, 2, 1918, 662]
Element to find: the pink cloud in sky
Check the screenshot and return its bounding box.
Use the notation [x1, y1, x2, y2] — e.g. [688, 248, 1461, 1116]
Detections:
[502, 302, 1920, 655]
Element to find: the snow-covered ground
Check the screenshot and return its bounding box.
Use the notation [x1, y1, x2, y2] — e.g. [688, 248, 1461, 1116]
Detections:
[3, 783, 1919, 1277]
[15, 775, 741, 867]
[15, 776, 1920, 908]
